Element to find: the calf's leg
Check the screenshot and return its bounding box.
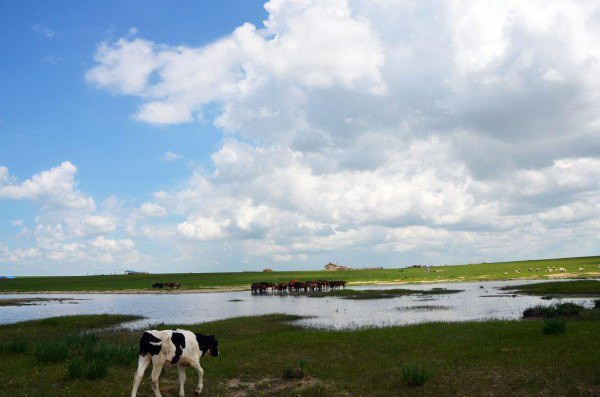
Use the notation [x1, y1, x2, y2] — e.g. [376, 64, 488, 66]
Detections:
[178, 365, 186, 397]
[190, 360, 204, 396]
[150, 360, 165, 397]
[131, 355, 151, 397]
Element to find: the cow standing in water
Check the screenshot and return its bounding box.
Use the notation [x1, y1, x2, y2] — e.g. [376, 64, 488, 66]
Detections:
[131, 329, 219, 397]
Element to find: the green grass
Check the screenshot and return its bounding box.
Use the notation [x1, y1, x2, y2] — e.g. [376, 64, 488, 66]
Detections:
[523, 302, 584, 318]
[543, 318, 567, 335]
[401, 363, 430, 387]
[1, 255, 598, 293]
[1, 312, 600, 396]
[68, 357, 108, 380]
[309, 287, 462, 299]
[502, 280, 600, 297]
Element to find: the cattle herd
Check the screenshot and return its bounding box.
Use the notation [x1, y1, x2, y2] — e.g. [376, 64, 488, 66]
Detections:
[251, 279, 347, 293]
[152, 282, 181, 289]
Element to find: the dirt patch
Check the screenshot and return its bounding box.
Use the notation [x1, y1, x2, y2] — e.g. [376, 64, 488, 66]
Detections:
[225, 376, 329, 396]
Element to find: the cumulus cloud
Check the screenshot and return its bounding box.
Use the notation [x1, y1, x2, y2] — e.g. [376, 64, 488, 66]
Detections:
[0, 162, 144, 273]
[86, 0, 385, 128]
[7, 0, 597, 272]
[90, 236, 135, 252]
[138, 202, 167, 217]
[82, 0, 600, 268]
[0, 162, 95, 210]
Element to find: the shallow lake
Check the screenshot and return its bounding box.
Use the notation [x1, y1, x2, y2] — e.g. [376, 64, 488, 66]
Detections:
[0, 279, 597, 329]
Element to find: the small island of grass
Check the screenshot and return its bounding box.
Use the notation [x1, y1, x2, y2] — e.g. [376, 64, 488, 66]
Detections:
[309, 287, 463, 299]
[502, 280, 600, 297]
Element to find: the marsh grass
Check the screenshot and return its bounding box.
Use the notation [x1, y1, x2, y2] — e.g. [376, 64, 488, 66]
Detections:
[1, 312, 600, 396]
[67, 357, 108, 379]
[401, 363, 430, 387]
[33, 340, 70, 363]
[522, 302, 583, 318]
[0, 339, 27, 354]
[543, 318, 567, 335]
[504, 280, 600, 297]
[309, 288, 462, 300]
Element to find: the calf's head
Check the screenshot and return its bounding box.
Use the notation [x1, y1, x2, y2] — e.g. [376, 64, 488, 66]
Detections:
[196, 333, 219, 357]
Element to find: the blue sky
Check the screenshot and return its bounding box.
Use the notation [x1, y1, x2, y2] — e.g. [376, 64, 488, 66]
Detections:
[0, 0, 266, 194]
[1, 1, 599, 275]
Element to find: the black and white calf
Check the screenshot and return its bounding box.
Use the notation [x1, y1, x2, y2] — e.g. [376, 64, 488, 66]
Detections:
[131, 329, 219, 397]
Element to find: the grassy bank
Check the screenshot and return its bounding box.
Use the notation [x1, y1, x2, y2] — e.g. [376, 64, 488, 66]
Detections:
[503, 280, 600, 297]
[1, 255, 599, 293]
[1, 313, 599, 396]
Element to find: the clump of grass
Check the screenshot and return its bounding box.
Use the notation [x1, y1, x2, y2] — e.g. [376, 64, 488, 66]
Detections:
[92, 342, 138, 366]
[65, 333, 98, 350]
[0, 340, 27, 354]
[543, 318, 567, 335]
[282, 359, 306, 380]
[401, 363, 430, 387]
[522, 302, 583, 318]
[33, 341, 69, 363]
[67, 357, 108, 379]
[38, 318, 60, 326]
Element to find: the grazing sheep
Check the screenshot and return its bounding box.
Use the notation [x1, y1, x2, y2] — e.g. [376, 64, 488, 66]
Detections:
[515, 269, 521, 273]
[503, 272, 508, 275]
[579, 267, 585, 272]
[559, 268, 567, 272]
[528, 268, 533, 271]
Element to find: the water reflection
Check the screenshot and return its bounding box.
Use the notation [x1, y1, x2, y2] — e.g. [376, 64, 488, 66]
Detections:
[0, 279, 596, 330]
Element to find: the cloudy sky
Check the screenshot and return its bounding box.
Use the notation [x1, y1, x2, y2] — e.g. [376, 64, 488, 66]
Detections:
[1, 0, 599, 275]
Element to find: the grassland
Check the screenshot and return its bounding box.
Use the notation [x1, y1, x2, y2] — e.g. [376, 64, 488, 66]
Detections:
[1, 312, 599, 396]
[1, 255, 599, 293]
[502, 280, 600, 297]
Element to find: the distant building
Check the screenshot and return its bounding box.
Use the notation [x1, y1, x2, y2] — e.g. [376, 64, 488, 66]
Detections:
[324, 262, 350, 271]
[124, 270, 148, 275]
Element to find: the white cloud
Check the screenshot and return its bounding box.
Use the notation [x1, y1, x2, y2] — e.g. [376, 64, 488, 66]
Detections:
[138, 202, 167, 217]
[90, 236, 135, 252]
[0, 162, 95, 210]
[32, 24, 56, 39]
[86, 0, 385, 126]
[160, 151, 183, 162]
[8, 0, 600, 273]
[86, 38, 156, 95]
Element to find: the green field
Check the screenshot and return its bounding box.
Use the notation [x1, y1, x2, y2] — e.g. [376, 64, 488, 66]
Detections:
[1, 312, 599, 396]
[1, 255, 599, 293]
